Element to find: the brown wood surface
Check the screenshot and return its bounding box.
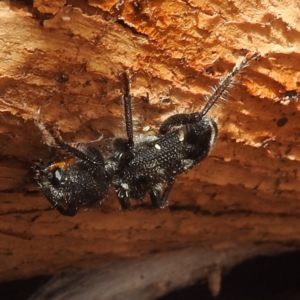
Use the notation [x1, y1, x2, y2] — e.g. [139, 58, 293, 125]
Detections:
[0, 0, 300, 297]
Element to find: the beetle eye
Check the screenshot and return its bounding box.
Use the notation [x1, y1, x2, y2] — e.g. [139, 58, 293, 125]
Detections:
[49, 168, 63, 186]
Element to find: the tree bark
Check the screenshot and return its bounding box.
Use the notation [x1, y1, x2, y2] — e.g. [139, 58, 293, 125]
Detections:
[0, 0, 300, 297]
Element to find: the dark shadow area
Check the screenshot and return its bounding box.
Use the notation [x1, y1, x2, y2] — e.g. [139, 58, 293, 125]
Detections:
[0, 276, 50, 300]
[1, 251, 300, 300]
[158, 251, 300, 300]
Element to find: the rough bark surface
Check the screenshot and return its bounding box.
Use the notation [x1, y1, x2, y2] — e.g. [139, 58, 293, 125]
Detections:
[0, 0, 300, 297]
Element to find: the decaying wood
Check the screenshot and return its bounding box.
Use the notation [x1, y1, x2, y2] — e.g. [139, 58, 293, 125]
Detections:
[0, 0, 300, 297]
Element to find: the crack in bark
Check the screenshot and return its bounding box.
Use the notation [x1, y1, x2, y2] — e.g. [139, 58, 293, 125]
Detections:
[0, 229, 33, 240]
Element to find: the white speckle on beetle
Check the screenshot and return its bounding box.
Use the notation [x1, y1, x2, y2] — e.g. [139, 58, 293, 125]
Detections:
[121, 183, 129, 190]
[155, 144, 161, 150]
[178, 130, 185, 142]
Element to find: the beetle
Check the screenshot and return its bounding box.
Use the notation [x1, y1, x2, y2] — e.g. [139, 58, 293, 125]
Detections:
[34, 52, 258, 215]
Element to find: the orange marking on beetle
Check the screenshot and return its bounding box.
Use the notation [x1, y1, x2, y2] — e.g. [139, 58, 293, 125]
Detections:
[48, 158, 76, 172]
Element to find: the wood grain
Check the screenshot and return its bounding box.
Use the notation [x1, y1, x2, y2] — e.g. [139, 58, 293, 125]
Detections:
[0, 0, 300, 297]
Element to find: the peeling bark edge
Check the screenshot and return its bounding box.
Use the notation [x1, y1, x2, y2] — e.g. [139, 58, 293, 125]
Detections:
[29, 243, 295, 300]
